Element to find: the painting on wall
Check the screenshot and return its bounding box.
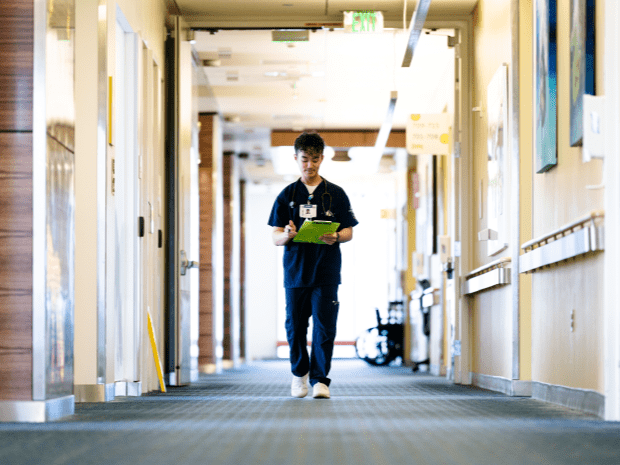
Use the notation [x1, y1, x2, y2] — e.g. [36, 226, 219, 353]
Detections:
[486, 65, 509, 257]
[569, 0, 595, 146]
[534, 0, 557, 173]
[413, 155, 437, 260]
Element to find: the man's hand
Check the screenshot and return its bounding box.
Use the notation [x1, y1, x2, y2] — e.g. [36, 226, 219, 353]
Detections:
[320, 232, 338, 245]
[284, 220, 297, 239]
[272, 221, 297, 246]
[321, 227, 352, 245]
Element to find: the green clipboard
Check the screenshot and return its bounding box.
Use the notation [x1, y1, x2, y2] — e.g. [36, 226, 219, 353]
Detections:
[293, 220, 340, 244]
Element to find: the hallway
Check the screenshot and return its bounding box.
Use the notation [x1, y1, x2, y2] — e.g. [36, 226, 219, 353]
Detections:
[1, 360, 619, 465]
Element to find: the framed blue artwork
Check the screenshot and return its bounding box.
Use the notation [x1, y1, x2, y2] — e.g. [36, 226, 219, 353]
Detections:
[534, 0, 557, 173]
[569, 0, 595, 146]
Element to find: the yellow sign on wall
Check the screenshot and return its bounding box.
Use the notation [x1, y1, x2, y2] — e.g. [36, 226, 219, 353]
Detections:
[406, 114, 451, 155]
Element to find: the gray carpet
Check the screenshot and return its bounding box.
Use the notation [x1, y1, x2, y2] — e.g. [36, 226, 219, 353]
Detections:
[0, 359, 619, 465]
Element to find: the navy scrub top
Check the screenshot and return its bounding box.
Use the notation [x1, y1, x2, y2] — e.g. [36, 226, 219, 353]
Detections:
[268, 178, 359, 289]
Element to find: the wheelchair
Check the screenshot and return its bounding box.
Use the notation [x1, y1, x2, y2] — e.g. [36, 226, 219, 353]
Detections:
[355, 301, 404, 366]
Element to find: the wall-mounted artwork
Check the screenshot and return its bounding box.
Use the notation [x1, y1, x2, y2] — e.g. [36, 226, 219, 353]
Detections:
[414, 155, 437, 260]
[534, 0, 557, 173]
[569, 0, 595, 146]
[486, 65, 509, 257]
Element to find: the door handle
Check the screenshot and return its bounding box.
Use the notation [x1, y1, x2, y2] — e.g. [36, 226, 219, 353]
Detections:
[180, 250, 199, 276]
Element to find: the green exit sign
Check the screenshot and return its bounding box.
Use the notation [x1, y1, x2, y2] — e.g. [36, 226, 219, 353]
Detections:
[344, 11, 384, 33]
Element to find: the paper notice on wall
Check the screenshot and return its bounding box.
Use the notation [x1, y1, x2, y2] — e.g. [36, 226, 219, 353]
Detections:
[406, 114, 451, 155]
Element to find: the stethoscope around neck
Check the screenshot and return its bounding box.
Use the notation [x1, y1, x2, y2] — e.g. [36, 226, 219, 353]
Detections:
[289, 177, 334, 219]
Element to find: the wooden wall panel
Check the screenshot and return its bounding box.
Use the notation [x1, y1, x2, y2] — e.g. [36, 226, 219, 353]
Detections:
[198, 114, 215, 367]
[0, 1, 34, 131]
[239, 180, 246, 358]
[223, 153, 232, 359]
[271, 130, 406, 148]
[0, 133, 33, 400]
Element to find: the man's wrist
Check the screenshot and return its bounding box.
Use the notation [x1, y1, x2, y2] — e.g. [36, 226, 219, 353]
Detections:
[336, 231, 340, 243]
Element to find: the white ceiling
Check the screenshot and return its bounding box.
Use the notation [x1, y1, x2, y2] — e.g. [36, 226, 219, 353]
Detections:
[176, 0, 475, 183]
[195, 27, 455, 130]
[177, 0, 477, 25]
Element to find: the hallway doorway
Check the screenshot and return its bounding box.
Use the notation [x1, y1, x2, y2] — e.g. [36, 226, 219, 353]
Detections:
[111, 7, 141, 395]
[193, 26, 457, 363]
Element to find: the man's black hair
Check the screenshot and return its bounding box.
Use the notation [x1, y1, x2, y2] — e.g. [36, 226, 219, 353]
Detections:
[294, 132, 325, 155]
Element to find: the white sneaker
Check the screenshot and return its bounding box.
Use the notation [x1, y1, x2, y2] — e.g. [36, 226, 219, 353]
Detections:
[291, 373, 309, 398]
[312, 382, 330, 399]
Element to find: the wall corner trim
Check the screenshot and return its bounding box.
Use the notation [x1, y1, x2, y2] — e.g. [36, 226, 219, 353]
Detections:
[74, 384, 115, 403]
[0, 396, 75, 423]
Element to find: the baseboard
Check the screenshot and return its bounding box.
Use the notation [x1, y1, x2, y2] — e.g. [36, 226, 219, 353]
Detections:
[0, 396, 74, 422]
[532, 381, 605, 418]
[114, 381, 142, 397]
[199, 364, 217, 374]
[430, 364, 447, 377]
[471, 372, 532, 397]
[74, 383, 115, 402]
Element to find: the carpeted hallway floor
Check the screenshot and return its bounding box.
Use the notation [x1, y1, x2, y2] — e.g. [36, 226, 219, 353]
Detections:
[1, 359, 619, 465]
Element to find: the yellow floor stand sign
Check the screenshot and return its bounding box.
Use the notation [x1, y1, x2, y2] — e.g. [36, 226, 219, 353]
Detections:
[147, 309, 167, 393]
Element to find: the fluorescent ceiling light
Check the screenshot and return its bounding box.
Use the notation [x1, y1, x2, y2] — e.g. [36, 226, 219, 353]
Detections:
[270, 146, 335, 176]
[402, 0, 431, 67]
[269, 145, 384, 178]
[374, 90, 398, 153]
[260, 60, 312, 66]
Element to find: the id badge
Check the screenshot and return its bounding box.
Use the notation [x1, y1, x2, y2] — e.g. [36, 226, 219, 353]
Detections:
[300, 204, 317, 219]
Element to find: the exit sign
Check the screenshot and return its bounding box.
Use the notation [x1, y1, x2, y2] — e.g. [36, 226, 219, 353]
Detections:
[344, 11, 384, 33]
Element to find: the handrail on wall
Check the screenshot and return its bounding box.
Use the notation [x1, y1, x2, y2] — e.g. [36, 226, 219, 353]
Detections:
[520, 210, 604, 274]
[462, 257, 511, 296]
[421, 287, 440, 307]
[465, 257, 512, 280]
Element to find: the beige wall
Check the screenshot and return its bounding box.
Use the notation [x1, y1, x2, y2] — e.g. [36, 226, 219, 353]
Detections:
[471, 286, 512, 378]
[472, 0, 512, 269]
[115, 0, 168, 67]
[530, 0, 605, 393]
[468, 0, 514, 378]
[519, 0, 533, 382]
[468, 0, 605, 394]
[532, 255, 604, 390]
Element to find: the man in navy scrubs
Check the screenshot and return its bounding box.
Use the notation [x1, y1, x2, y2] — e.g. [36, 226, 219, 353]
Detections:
[268, 132, 358, 399]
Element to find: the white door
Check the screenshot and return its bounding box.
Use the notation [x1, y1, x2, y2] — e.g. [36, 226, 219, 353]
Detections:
[166, 16, 199, 386]
[112, 10, 140, 393]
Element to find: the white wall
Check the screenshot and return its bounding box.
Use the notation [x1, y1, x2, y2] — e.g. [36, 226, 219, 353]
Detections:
[244, 171, 406, 361]
[74, 0, 101, 387]
[244, 183, 282, 360]
[74, 0, 168, 394]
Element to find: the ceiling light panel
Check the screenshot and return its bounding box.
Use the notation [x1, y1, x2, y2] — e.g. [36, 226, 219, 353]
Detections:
[175, 0, 328, 18]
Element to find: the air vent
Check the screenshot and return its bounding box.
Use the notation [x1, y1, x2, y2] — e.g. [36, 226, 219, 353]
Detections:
[272, 114, 305, 120]
[260, 60, 311, 66]
[203, 59, 221, 67]
[218, 47, 232, 59]
[272, 30, 309, 42]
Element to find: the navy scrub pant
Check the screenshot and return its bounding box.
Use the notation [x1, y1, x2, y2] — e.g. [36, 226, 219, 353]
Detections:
[285, 285, 339, 387]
